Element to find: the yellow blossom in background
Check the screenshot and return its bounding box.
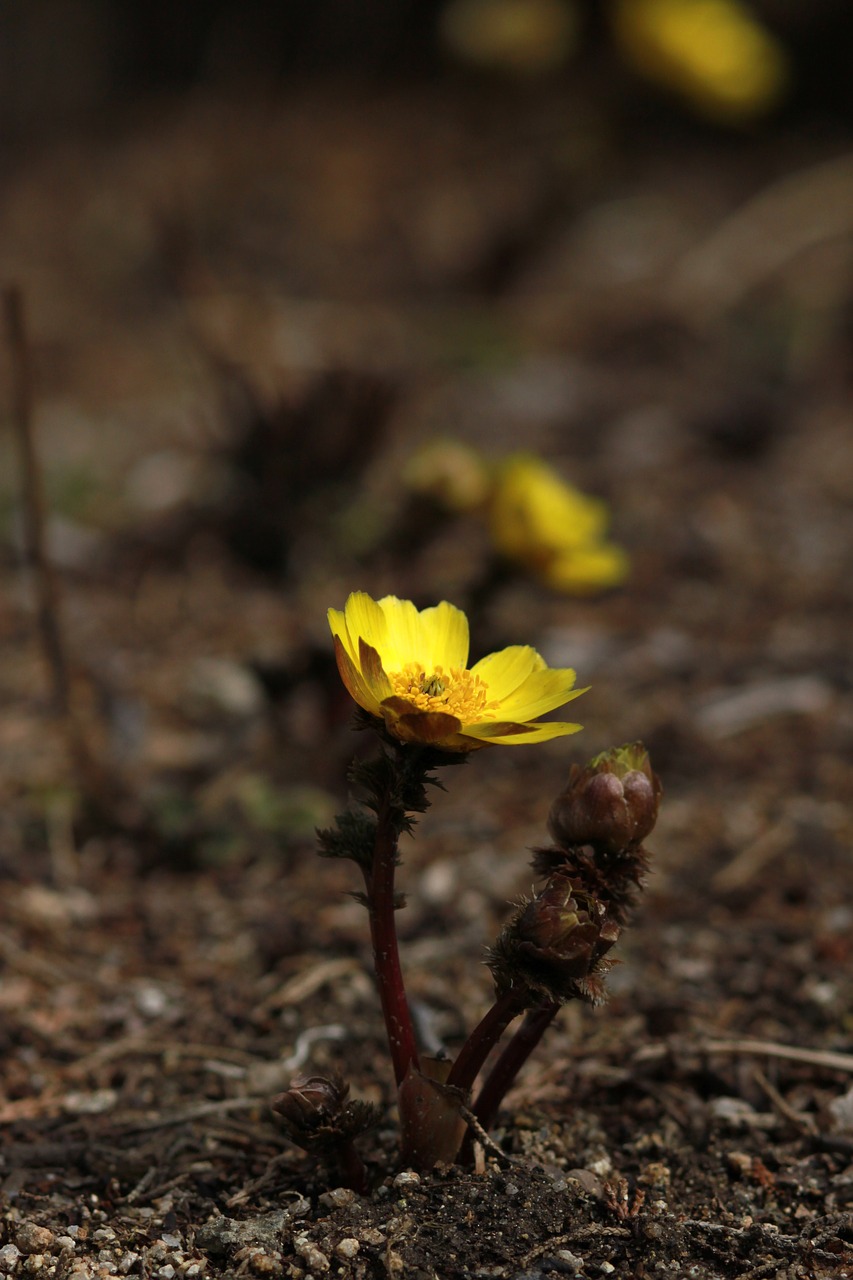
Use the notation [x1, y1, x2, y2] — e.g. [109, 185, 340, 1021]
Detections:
[328, 592, 586, 751]
[489, 454, 629, 594]
[403, 439, 492, 513]
[611, 0, 789, 124]
[440, 0, 580, 77]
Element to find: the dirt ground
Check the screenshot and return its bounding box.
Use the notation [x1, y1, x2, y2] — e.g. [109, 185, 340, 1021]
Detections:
[1, 69, 853, 1280]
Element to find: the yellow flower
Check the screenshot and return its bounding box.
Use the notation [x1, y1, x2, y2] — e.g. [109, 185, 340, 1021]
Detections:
[440, 0, 580, 78]
[328, 592, 586, 752]
[402, 439, 491, 513]
[489, 454, 629, 594]
[611, 0, 789, 124]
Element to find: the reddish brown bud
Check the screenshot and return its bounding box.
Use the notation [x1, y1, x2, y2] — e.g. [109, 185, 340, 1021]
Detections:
[489, 873, 620, 1005]
[272, 1074, 379, 1153]
[548, 742, 661, 855]
[272, 1074, 349, 1132]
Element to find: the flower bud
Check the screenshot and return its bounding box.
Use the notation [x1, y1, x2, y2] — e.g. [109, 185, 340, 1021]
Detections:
[489, 873, 620, 1005]
[272, 1074, 349, 1132]
[548, 742, 661, 855]
[272, 1074, 379, 1153]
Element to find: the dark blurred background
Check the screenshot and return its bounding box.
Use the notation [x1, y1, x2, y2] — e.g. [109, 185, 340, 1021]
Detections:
[2, 0, 853, 142]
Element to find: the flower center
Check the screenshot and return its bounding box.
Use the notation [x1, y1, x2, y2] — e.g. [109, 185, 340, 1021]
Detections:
[387, 663, 500, 723]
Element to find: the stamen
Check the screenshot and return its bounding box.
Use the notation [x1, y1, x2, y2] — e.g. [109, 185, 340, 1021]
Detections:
[387, 663, 501, 723]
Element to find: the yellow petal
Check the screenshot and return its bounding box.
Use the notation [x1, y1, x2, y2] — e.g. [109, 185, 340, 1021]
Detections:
[343, 592, 390, 662]
[373, 596, 424, 672]
[358, 637, 393, 704]
[470, 645, 544, 702]
[332, 636, 383, 716]
[420, 600, 469, 670]
[543, 544, 630, 593]
[375, 596, 469, 673]
[612, 0, 788, 123]
[463, 718, 584, 745]
[328, 606, 355, 664]
[496, 669, 586, 722]
[491, 455, 609, 558]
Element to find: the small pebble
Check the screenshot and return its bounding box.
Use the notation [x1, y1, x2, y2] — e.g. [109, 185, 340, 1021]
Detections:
[15, 1229, 54, 1257]
[566, 1168, 604, 1198]
[334, 1240, 360, 1261]
[293, 1239, 329, 1274]
[829, 1084, 853, 1135]
[638, 1161, 671, 1191]
[249, 1254, 277, 1276]
[392, 1171, 421, 1189]
[359, 1229, 385, 1247]
[0, 1245, 21, 1274]
[318, 1188, 356, 1210]
[709, 1096, 776, 1131]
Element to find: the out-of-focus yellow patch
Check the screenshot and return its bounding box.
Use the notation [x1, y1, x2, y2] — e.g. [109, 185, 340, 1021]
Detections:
[403, 439, 492, 513]
[440, 0, 580, 77]
[611, 0, 789, 123]
[490, 454, 629, 595]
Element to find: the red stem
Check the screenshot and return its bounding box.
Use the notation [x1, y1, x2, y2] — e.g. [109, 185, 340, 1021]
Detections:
[457, 1002, 560, 1163]
[445, 985, 530, 1096]
[337, 1139, 369, 1195]
[365, 793, 420, 1087]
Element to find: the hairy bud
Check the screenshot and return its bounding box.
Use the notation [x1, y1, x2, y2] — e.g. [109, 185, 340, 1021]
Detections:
[548, 742, 661, 855]
[272, 1074, 379, 1155]
[488, 873, 620, 1006]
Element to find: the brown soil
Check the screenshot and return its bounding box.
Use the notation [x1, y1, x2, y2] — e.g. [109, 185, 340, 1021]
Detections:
[1, 75, 852, 1280]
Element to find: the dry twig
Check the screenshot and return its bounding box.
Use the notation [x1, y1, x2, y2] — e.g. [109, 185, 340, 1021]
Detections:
[3, 284, 110, 813]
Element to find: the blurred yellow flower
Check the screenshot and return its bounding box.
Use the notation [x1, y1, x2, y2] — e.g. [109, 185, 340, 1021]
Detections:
[403, 439, 492, 513]
[328, 592, 585, 751]
[440, 0, 580, 77]
[489, 454, 629, 594]
[611, 0, 789, 123]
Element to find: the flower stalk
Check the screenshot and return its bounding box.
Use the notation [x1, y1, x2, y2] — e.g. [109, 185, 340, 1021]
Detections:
[456, 1003, 560, 1165]
[445, 985, 531, 1096]
[363, 754, 420, 1088]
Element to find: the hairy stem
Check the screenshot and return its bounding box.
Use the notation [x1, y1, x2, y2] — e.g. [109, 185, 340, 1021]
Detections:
[364, 780, 419, 1088]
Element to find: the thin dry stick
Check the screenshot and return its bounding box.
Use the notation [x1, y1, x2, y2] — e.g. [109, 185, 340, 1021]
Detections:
[636, 1036, 853, 1075]
[4, 285, 105, 809]
[698, 1037, 853, 1075]
[750, 1065, 818, 1135]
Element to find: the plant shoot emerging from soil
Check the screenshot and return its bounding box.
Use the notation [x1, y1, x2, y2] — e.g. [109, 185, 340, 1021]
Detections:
[273, 593, 661, 1186]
